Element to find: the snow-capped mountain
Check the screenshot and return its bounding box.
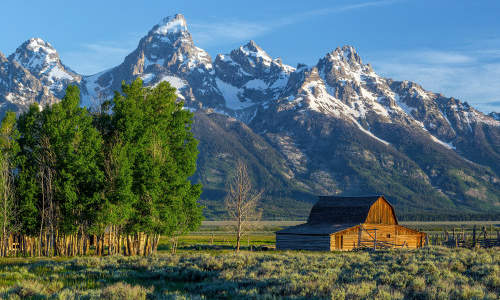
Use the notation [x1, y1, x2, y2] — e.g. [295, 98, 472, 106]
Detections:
[0, 14, 498, 218]
[213, 41, 295, 120]
[81, 14, 222, 109]
[0, 50, 57, 113]
[9, 38, 80, 98]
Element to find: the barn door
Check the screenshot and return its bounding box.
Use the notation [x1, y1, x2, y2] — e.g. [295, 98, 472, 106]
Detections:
[335, 235, 343, 250]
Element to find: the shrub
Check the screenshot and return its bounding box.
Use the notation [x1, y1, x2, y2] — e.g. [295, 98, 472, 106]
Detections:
[100, 282, 149, 300]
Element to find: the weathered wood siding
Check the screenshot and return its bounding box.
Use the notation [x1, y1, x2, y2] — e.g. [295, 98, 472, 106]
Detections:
[365, 197, 397, 224]
[276, 234, 331, 251]
[395, 225, 425, 248]
[276, 195, 425, 251]
[332, 224, 426, 250]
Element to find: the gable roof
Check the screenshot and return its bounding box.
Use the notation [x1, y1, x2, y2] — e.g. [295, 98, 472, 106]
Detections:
[276, 223, 356, 235]
[307, 195, 386, 224]
[276, 195, 400, 236]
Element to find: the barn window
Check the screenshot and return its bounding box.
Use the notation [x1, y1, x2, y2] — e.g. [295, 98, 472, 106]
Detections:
[387, 234, 391, 238]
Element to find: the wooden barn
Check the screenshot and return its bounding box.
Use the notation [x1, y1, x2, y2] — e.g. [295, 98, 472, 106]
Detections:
[276, 195, 426, 251]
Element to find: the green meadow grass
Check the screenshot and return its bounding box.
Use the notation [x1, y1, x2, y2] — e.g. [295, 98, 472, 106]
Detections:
[0, 245, 497, 299]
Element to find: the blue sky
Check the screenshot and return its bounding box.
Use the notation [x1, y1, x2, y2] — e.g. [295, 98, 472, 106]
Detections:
[2, 0, 500, 112]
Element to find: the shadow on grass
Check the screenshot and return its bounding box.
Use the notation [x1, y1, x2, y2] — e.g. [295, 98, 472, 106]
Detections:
[158, 243, 276, 252]
[0, 256, 295, 299]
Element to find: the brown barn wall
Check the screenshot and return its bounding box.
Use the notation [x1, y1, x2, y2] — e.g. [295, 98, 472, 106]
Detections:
[277, 196, 426, 251]
[332, 224, 425, 250]
[365, 198, 397, 224]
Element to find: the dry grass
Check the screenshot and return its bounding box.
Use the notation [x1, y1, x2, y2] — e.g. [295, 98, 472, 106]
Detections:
[0, 247, 496, 299]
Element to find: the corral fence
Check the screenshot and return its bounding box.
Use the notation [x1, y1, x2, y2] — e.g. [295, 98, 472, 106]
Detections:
[426, 225, 500, 248]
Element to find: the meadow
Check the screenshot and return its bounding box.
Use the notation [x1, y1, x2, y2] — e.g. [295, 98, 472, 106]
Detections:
[0, 247, 498, 299]
[0, 222, 498, 299]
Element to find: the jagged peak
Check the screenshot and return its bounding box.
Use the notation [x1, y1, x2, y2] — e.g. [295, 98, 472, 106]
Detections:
[154, 14, 188, 35]
[325, 45, 362, 64]
[243, 40, 262, 52]
[9, 37, 62, 74]
[17, 38, 57, 55]
[239, 40, 272, 62]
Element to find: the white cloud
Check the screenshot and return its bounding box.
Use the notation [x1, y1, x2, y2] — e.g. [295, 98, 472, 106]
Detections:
[285, 0, 402, 20]
[190, 0, 401, 46]
[370, 49, 500, 113]
[190, 22, 270, 46]
[59, 37, 140, 75]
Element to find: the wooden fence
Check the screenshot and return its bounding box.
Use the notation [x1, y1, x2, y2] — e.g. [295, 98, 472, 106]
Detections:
[426, 225, 500, 248]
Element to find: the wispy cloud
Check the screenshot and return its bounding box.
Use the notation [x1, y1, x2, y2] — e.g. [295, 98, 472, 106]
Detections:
[61, 0, 400, 74]
[281, 0, 402, 22]
[370, 47, 500, 113]
[60, 36, 140, 75]
[190, 0, 401, 46]
[190, 22, 270, 45]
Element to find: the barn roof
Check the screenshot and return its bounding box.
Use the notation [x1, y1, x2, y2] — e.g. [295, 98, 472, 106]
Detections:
[308, 195, 385, 224]
[276, 223, 356, 235]
[276, 195, 398, 236]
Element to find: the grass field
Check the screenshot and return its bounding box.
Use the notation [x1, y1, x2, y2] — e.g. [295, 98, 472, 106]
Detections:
[0, 222, 498, 299]
[0, 247, 497, 299]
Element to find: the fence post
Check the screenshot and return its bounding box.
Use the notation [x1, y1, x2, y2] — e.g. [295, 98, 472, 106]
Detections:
[472, 225, 477, 248]
[358, 224, 362, 248]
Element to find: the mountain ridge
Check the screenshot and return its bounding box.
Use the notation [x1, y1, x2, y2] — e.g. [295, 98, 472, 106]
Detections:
[0, 14, 499, 219]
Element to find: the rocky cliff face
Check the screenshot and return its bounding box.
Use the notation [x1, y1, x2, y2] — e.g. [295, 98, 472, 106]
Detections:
[9, 38, 81, 99]
[0, 14, 498, 218]
[80, 14, 222, 110]
[0, 50, 57, 115]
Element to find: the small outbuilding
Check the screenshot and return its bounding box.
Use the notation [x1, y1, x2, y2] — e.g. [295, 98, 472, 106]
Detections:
[276, 195, 426, 251]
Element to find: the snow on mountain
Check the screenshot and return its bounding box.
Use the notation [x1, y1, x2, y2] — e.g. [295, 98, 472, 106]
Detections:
[213, 41, 295, 117]
[80, 13, 222, 109]
[154, 15, 188, 35]
[1, 14, 498, 164]
[9, 38, 80, 98]
[1, 14, 499, 216]
[0, 50, 56, 114]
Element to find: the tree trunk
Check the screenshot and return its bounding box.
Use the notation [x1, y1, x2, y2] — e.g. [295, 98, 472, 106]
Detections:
[236, 215, 242, 252]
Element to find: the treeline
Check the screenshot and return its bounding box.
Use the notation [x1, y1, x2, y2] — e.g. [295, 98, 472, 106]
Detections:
[0, 79, 203, 257]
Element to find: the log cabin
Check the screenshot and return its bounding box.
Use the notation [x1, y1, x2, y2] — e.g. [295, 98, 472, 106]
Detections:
[276, 195, 426, 251]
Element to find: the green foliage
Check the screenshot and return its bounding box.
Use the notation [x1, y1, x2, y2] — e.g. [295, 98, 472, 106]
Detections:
[104, 79, 203, 236]
[0, 111, 20, 237]
[15, 85, 105, 235]
[2, 79, 203, 251]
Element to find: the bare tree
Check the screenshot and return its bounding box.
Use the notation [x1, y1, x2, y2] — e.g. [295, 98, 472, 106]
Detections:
[225, 161, 262, 252]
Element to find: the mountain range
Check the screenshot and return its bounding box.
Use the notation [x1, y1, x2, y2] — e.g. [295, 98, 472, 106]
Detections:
[1, 14, 499, 219]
